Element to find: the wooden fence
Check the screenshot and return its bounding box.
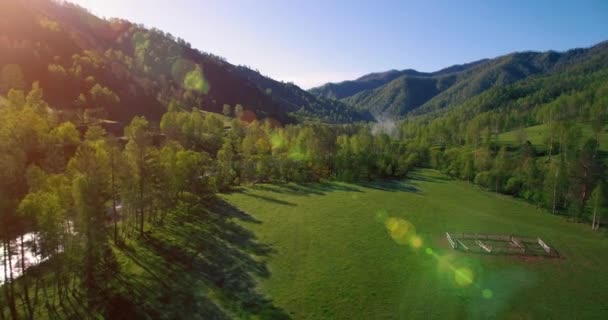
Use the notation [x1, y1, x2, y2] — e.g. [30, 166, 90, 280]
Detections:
[446, 232, 559, 257]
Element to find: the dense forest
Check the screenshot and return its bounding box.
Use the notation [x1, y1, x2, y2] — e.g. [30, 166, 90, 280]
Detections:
[1, 74, 606, 317]
[1, 0, 607, 318]
[393, 43, 608, 224]
[310, 39, 608, 226]
[311, 43, 608, 118]
[0, 0, 369, 126]
[0, 82, 417, 318]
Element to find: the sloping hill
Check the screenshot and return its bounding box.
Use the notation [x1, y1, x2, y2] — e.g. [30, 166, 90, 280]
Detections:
[309, 60, 488, 102]
[309, 69, 405, 100]
[414, 46, 608, 115]
[310, 43, 608, 118]
[341, 74, 450, 116]
[426, 42, 608, 128]
[0, 0, 367, 125]
[234, 66, 372, 123]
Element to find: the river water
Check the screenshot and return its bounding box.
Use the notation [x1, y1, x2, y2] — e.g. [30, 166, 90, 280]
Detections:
[0, 232, 45, 285]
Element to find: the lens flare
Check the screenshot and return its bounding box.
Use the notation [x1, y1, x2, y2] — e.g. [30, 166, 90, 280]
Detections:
[377, 213, 487, 295]
[376, 214, 490, 298]
[482, 289, 493, 299]
[454, 267, 474, 287]
[385, 218, 416, 245]
[410, 236, 423, 249]
[183, 65, 210, 94]
[270, 133, 285, 150]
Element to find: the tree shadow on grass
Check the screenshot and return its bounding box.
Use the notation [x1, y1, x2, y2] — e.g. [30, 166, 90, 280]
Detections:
[355, 180, 421, 193]
[251, 184, 326, 196]
[407, 170, 451, 184]
[208, 200, 263, 224]
[311, 181, 363, 193]
[107, 197, 291, 319]
[45, 286, 99, 320]
[240, 191, 297, 206]
[251, 181, 363, 197]
[232, 177, 422, 205]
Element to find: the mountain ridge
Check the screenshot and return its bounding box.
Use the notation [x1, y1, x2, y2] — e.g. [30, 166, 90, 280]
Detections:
[0, 0, 370, 126]
[310, 42, 608, 118]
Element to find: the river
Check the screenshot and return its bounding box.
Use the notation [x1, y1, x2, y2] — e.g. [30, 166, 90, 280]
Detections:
[0, 232, 46, 285]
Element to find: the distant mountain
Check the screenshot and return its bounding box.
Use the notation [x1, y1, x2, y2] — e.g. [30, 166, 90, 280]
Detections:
[0, 0, 369, 126]
[310, 45, 608, 118]
[343, 73, 459, 116]
[309, 70, 403, 100]
[423, 41, 608, 123]
[233, 66, 372, 123]
[308, 60, 487, 108]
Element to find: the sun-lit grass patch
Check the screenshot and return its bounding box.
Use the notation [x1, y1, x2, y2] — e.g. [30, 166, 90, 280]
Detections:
[496, 122, 607, 151]
[223, 169, 608, 319]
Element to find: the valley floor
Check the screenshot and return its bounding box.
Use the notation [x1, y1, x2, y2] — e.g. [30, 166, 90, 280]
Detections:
[223, 169, 608, 319]
[4, 169, 607, 319]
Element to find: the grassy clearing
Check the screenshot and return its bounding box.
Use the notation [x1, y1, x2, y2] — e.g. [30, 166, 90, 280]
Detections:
[222, 169, 608, 319]
[495, 122, 607, 151]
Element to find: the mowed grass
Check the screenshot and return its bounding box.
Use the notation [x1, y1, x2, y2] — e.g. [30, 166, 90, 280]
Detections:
[222, 169, 608, 319]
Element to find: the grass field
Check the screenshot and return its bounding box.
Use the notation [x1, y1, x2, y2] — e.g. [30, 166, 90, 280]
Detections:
[222, 169, 608, 319]
[5, 169, 607, 319]
[495, 122, 608, 151]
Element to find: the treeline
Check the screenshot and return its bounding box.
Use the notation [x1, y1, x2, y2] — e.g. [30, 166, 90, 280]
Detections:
[0, 85, 417, 318]
[397, 67, 608, 229]
[160, 102, 420, 187]
[428, 136, 604, 225]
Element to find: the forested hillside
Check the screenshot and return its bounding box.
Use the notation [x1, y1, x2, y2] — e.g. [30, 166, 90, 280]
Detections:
[311, 43, 608, 118]
[0, 0, 368, 126]
[393, 41, 608, 226]
[0, 81, 417, 318]
[1, 1, 607, 318]
[313, 38, 608, 231]
[309, 60, 487, 102]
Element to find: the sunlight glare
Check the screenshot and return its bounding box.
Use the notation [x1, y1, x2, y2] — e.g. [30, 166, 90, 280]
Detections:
[184, 65, 210, 94]
[454, 267, 474, 287]
[385, 217, 416, 245]
[410, 236, 423, 249]
[482, 289, 493, 299]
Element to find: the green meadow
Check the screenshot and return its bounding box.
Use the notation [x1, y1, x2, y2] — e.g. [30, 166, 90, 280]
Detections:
[5, 170, 608, 319]
[222, 169, 608, 319]
[495, 122, 607, 151]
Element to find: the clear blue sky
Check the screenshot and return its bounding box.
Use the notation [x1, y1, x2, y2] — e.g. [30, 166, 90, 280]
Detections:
[71, 0, 608, 88]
